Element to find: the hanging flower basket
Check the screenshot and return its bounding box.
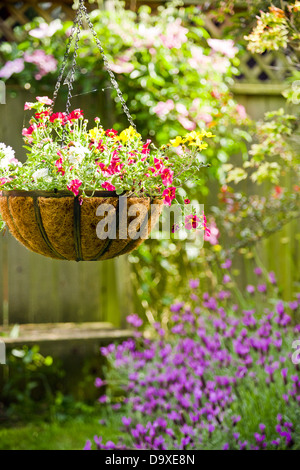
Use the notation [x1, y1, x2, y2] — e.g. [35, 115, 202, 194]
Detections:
[0, 190, 163, 261]
[0, 0, 213, 261]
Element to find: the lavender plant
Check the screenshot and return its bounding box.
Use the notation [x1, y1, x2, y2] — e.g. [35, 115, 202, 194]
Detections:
[85, 264, 300, 451]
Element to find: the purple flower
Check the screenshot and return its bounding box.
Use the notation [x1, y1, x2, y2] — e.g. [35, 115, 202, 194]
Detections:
[289, 301, 298, 310]
[98, 395, 108, 404]
[122, 416, 132, 427]
[95, 377, 104, 388]
[105, 441, 116, 450]
[223, 443, 229, 450]
[223, 274, 231, 284]
[272, 439, 280, 446]
[254, 267, 262, 276]
[246, 285, 255, 294]
[189, 279, 199, 289]
[126, 314, 143, 328]
[232, 415, 241, 425]
[221, 259, 232, 269]
[257, 283, 267, 293]
[269, 271, 277, 284]
[84, 440, 92, 450]
[208, 424, 215, 433]
[276, 301, 285, 316]
[170, 302, 185, 312]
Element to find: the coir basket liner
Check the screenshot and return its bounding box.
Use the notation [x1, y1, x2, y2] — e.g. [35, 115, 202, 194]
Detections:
[0, 190, 163, 261]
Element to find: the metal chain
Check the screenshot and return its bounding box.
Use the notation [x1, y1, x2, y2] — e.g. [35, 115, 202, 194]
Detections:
[80, 1, 136, 129]
[51, 0, 136, 129]
[50, 5, 82, 112]
[64, 10, 83, 115]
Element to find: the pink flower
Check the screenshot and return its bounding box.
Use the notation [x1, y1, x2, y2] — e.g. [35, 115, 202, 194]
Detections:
[36, 96, 53, 105]
[162, 186, 176, 206]
[22, 124, 37, 137]
[55, 156, 65, 176]
[153, 100, 174, 117]
[178, 116, 196, 131]
[207, 39, 238, 58]
[24, 102, 34, 110]
[160, 19, 188, 49]
[188, 46, 212, 71]
[142, 139, 151, 156]
[176, 103, 189, 117]
[185, 214, 200, 230]
[0, 177, 12, 185]
[101, 182, 116, 191]
[110, 62, 134, 74]
[24, 51, 57, 80]
[204, 219, 219, 245]
[67, 179, 82, 196]
[29, 20, 61, 39]
[161, 168, 174, 186]
[184, 198, 190, 204]
[236, 104, 247, 120]
[0, 58, 24, 79]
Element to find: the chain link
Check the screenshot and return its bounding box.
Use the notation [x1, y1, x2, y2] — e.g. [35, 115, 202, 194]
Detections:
[51, 0, 136, 129]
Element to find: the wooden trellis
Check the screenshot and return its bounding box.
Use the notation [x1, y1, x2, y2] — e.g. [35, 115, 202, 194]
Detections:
[0, 0, 81, 41]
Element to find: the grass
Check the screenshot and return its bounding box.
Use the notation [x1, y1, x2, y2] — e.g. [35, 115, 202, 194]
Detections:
[0, 412, 123, 450]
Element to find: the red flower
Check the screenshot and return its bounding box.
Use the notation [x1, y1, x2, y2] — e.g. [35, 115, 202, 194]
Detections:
[162, 186, 176, 206]
[105, 129, 118, 138]
[101, 181, 116, 191]
[184, 214, 200, 230]
[35, 110, 50, 120]
[184, 198, 191, 204]
[273, 186, 283, 198]
[50, 112, 67, 124]
[67, 109, 84, 121]
[67, 179, 82, 196]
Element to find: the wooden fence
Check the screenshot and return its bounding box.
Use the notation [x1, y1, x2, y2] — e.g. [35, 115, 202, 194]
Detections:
[0, 1, 299, 326]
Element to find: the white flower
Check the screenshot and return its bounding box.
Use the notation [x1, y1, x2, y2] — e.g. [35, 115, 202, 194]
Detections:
[0, 143, 15, 159]
[67, 143, 89, 166]
[32, 168, 49, 181]
[0, 143, 21, 169]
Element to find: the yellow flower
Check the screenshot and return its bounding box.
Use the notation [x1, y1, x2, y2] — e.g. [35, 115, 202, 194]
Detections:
[89, 127, 104, 140]
[169, 136, 184, 147]
[185, 130, 215, 142]
[119, 126, 141, 143]
[188, 141, 208, 150]
[212, 244, 222, 252]
[184, 131, 201, 142]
